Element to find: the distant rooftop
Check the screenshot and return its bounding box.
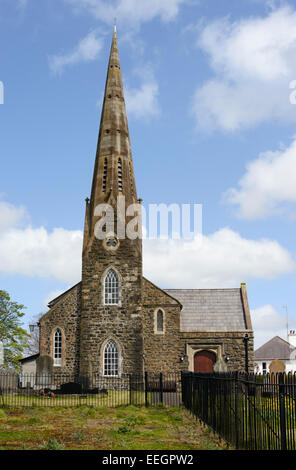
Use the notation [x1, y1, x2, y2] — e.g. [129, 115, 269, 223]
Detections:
[255, 336, 296, 360]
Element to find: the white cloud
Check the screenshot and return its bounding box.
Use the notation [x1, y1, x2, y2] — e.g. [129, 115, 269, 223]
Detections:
[0, 224, 82, 283]
[224, 137, 296, 219]
[64, 0, 188, 26]
[49, 31, 103, 75]
[0, 202, 294, 288]
[0, 201, 29, 233]
[193, 6, 296, 131]
[125, 74, 160, 119]
[143, 227, 295, 288]
[251, 304, 288, 349]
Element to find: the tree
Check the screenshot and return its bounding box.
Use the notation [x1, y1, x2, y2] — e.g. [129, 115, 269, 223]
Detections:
[0, 290, 29, 370]
[23, 312, 44, 356]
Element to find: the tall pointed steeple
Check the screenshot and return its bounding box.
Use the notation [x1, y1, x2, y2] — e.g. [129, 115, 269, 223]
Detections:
[80, 28, 144, 379]
[85, 26, 138, 247]
[83, 26, 142, 259]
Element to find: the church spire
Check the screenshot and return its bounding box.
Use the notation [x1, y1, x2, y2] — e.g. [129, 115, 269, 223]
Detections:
[89, 26, 138, 218]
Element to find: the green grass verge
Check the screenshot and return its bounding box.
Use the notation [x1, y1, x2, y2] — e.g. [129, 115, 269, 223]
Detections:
[0, 405, 228, 450]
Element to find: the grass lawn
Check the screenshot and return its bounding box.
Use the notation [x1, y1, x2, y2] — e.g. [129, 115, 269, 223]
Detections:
[0, 405, 229, 450]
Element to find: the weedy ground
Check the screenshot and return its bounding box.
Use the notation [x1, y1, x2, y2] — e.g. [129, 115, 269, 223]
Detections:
[0, 405, 229, 450]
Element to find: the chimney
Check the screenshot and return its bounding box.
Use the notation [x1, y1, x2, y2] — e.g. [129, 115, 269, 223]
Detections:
[288, 330, 296, 348]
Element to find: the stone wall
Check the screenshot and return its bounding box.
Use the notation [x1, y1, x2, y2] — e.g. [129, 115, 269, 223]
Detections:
[80, 232, 144, 377]
[39, 283, 81, 377]
[181, 330, 254, 372]
[142, 278, 185, 373]
[38, 272, 254, 378]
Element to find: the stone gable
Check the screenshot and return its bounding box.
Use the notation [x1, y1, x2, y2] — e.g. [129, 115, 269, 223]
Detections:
[142, 278, 181, 307]
[39, 282, 81, 376]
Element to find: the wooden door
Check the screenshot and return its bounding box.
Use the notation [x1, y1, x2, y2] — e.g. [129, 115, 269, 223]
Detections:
[194, 350, 216, 373]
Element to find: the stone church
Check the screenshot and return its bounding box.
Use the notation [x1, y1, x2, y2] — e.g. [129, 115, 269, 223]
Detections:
[28, 28, 254, 379]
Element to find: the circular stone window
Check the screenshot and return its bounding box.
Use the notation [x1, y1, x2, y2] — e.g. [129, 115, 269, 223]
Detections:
[103, 233, 120, 252]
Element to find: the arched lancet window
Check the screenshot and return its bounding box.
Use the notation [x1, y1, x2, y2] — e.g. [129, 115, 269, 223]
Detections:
[129, 162, 134, 197]
[104, 340, 119, 376]
[102, 159, 107, 192]
[104, 269, 120, 304]
[156, 309, 164, 333]
[118, 159, 123, 192]
[54, 329, 62, 366]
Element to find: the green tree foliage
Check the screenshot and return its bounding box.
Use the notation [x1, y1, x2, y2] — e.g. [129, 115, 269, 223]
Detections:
[0, 290, 29, 370]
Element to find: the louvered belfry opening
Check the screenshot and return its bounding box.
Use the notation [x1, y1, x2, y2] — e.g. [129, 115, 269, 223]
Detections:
[118, 159, 123, 192]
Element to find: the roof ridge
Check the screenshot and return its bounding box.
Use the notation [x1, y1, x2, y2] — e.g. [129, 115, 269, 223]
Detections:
[164, 288, 241, 291]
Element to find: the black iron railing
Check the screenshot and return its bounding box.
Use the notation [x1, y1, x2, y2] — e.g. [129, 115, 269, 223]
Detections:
[0, 371, 182, 408]
[181, 371, 296, 451]
[3, 369, 295, 450]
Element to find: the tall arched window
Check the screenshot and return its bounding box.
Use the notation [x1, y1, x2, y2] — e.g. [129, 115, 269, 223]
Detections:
[102, 159, 107, 192]
[104, 269, 120, 304]
[54, 329, 62, 366]
[118, 159, 123, 192]
[104, 340, 119, 376]
[157, 309, 164, 333]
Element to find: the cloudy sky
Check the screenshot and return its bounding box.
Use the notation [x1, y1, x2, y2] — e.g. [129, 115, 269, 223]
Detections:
[0, 0, 296, 349]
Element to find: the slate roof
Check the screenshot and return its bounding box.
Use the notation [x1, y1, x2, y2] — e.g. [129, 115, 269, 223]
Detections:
[255, 336, 296, 360]
[164, 288, 247, 331]
[19, 353, 40, 364]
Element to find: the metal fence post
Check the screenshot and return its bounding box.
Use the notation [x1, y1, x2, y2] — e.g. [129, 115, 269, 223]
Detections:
[159, 372, 163, 404]
[181, 371, 185, 405]
[203, 375, 210, 424]
[145, 371, 148, 407]
[0, 386, 4, 407]
[129, 374, 132, 405]
[234, 371, 239, 450]
[279, 373, 287, 450]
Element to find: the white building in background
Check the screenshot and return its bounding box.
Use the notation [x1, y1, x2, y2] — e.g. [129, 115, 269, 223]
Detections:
[0, 341, 3, 366]
[19, 354, 39, 388]
[255, 330, 296, 374]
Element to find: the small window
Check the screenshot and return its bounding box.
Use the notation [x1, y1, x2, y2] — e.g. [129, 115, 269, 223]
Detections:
[129, 162, 134, 196]
[118, 159, 123, 192]
[104, 340, 119, 376]
[262, 362, 267, 374]
[156, 310, 164, 333]
[104, 269, 120, 304]
[54, 329, 62, 366]
[103, 159, 107, 192]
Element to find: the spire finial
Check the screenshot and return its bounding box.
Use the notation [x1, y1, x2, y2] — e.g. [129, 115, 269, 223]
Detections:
[113, 18, 117, 34]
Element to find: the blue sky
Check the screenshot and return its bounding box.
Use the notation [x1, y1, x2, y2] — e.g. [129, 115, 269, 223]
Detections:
[0, 0, 296, 349]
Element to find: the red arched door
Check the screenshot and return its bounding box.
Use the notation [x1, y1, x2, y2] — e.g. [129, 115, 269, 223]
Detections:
[194, 350, 216, 372]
